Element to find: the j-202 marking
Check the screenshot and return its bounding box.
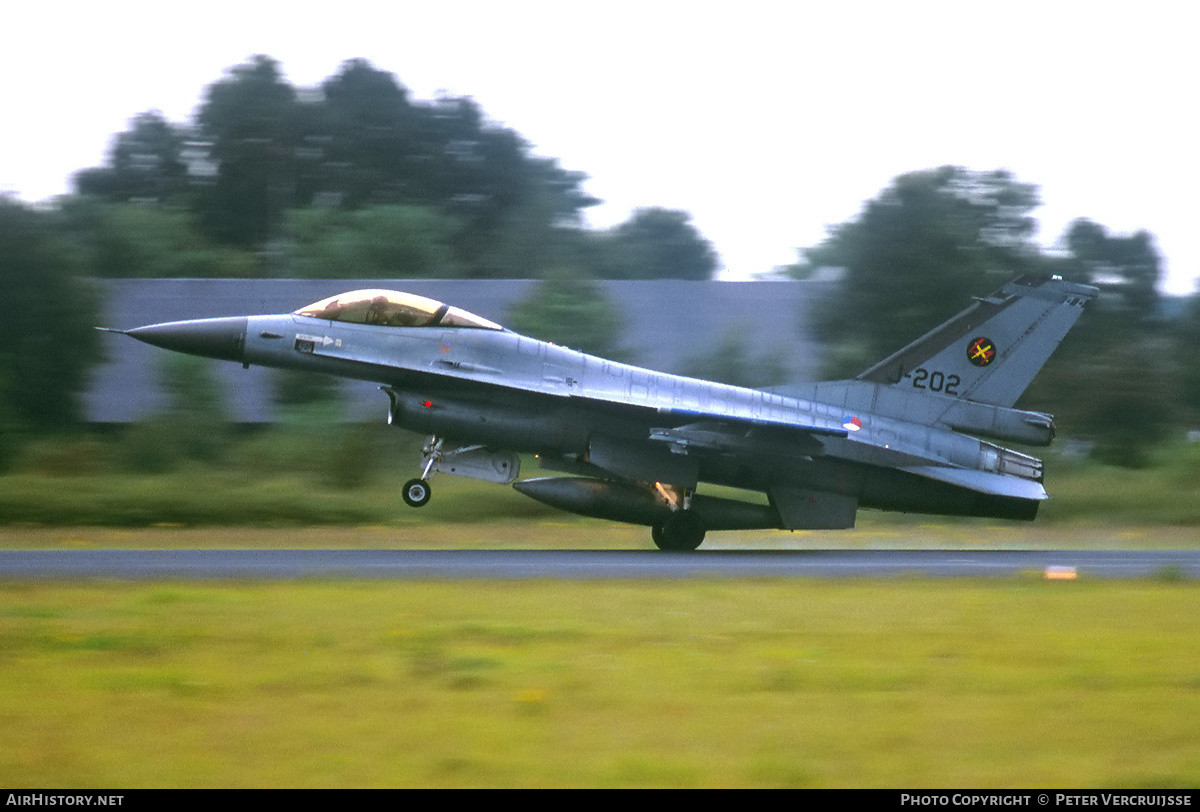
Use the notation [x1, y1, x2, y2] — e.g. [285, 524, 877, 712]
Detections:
[908, 368, 961, 395]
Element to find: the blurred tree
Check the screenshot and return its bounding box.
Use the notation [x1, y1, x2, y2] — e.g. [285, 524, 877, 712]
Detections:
[1059, 218, 1162, 324]
[193, 55, 310, 247]
[592, 207, 719, 280]
[476, 157, 599, 277]
[424, 98, 569, 275]
[534, 157, 601, 229]
[158, 354, 231, 464]
[1023, 220, 1170, 465]
[794, 167, 1041, 376]
[1173, 290, 1200, 425]
[1051, 340, 1173, 468]
[117, 355, 231, 472]
[60, 198, 257, 277]
[316, 58, 417, 208]
[282, 205, 458, 278]
[302, 63, 599, 276]
[0, 198, 101, 430]
[682, 327, 788, 388]
[69, 55, 606, 278]
[73, 110, 190, 203]
[60, 55, 746, 288]
[0, 368, 19, 472]
[272, 367, 342, 413]
[507, 270, 625, 358]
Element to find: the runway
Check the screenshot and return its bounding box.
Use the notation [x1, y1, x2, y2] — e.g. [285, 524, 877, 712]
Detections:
[2, 549, 1199, 580]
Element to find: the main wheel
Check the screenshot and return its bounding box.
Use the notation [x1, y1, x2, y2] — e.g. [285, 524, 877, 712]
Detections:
[401, 478, 432, 508]
[652, 511, 706, 551]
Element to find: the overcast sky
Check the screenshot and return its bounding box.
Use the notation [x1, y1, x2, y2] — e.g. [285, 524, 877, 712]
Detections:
[4, 1, 1196, 292]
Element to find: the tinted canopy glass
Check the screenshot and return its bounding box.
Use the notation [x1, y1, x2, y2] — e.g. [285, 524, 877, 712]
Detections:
[295, 289, 503, 330]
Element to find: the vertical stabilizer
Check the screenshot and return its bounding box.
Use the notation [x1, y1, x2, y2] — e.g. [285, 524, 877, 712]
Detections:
[856, 276, 1098, 407]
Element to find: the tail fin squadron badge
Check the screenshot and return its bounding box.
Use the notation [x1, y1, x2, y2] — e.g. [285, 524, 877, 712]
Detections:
[967, 337, 996, 367]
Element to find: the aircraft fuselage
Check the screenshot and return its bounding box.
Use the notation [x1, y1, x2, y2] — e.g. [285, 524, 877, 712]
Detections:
[236, 313, 1039, 521]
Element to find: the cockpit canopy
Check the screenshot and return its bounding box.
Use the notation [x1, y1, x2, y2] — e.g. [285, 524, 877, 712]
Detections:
[295, 289, 504, 331]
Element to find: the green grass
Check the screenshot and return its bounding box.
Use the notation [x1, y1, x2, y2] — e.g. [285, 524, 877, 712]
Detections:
[1041, 464, 1200, 525]
[7, 432, 1200, 531]
[2, 460, 1200, 529]
[0, 466, 560, 527]
[1, 579, 1198, 788]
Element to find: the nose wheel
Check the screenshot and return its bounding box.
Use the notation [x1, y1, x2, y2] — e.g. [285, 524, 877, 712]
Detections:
[400, 435, 444, 509]
[402, 478, 432, 508]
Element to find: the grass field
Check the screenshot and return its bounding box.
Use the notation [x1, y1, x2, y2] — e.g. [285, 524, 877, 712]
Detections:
[4, 436, 1200, 787]
[1, 577, 1198, 788]
[6, 434, 1200, 529]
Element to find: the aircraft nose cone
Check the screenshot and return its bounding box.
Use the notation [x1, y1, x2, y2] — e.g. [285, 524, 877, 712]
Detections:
[124, 317, 248, 363]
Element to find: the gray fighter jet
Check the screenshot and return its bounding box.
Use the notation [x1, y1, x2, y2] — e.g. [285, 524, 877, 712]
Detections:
[106, 275, 1097, 549]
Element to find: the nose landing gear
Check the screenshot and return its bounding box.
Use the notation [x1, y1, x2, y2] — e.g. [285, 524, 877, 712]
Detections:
[401, 477, 432, 507]
[399, 436, 521, 509]
[400, 436, 443, 508]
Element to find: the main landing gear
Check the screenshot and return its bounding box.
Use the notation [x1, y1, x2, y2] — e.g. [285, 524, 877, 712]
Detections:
[651, 511, 706, 551]
[650, 483, 706, 551]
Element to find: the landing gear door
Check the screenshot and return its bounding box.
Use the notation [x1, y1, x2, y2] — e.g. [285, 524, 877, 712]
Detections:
[770, 486, 857, 530]
[432, 445, 521, 484]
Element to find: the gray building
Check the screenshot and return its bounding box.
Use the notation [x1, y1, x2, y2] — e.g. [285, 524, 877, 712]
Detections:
[87, 278, 831, 422]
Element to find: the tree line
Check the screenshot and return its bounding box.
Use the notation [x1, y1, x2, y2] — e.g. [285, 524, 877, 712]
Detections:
[788, 166, 1194, 466]
[70, 55, 718, 283]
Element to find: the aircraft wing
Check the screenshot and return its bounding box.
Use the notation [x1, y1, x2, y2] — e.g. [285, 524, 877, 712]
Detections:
[642, 404, 1046, 501]
[577, 408, 846, 490]
[646, 416, 846, 459]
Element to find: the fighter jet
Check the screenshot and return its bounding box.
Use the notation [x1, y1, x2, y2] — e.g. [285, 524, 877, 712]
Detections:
[106, 275, 1096, 550]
